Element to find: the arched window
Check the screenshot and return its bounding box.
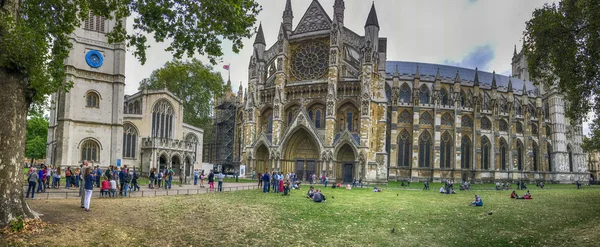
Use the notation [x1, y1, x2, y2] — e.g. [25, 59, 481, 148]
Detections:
[398, 110, 412, 124]
[544, 102, 550, 119]
[499, 120, 508, 132]
[531, 124, 538, 136]
[461, 136, 471, 169]
[500, 96, 508, 114]
[532, 142, 538, 171]
[86, 92, 100, 108]
[346, 111, 353, 131]
[482, 92, 491, 110]
[441, 113, 453, 126]
[419, 132, 432, 167]
[397, 130, 411, 167]
[500, 138, 508, 170]
[460, 91, 467, 107]
[481, 136, 490, 170]
[288, 111, 293, 126]
[515, 100, 522, 115]
[152, 99, 174, 139]
[547, 143, 553, 172]
[399, 84, 411, 103]
[308, 110, 313, 121]
[268, 115, 273, 134]
[419, 85, 430, 104]
[133, 100, 141, 114]
[462, 115, 473, 128]
[185, 133, 198, 143]
[440, 88, 449, 106]
[123, 123, 138, 158]
[128, 103, 134, 114]
[419, 112, 433, 125]
[315, 109, 322, 129]
[568, 145, 573, 172]
[440, 132, 452, 168]
[481, 117, 491, 130]
[517, 140, 524, 170]
[80, 140, 99, 162]
[516, 122, 523, 134]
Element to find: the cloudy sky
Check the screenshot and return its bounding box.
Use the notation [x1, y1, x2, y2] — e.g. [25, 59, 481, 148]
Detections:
[124, 0, 594, 133]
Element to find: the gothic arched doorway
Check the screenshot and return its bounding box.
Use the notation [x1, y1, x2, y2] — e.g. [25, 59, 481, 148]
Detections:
[337, 143, 356, 183]
[185, 156, 192, 177]
[159, 154, 168, 171]
[255, 144, 269, 174]
[283, 128, 320, 181]
[172, 155, 182, 176]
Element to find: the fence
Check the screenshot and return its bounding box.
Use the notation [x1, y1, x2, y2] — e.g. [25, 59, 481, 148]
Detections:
[27, 185, 259, 200]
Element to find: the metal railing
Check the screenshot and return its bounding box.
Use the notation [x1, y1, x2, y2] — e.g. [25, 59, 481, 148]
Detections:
[25, 185, 259, 200]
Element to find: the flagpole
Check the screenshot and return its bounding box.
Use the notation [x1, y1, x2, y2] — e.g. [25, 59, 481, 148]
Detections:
[228, 63, 231, 81]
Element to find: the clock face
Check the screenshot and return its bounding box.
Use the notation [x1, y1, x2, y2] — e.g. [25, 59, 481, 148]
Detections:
[290, 40, 329, 81]
[85, 50, 104, 68]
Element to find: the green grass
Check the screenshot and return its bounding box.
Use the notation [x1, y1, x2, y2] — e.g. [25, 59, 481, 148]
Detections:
[15, 185, 600, 246]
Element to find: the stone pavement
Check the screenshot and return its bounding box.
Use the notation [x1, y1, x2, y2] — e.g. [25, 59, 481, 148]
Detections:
[24, 182, 259, 200]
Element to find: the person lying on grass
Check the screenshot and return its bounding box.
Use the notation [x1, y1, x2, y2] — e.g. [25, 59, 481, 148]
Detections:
[372, 187, 382, 192]
[469, 195, 483, 206]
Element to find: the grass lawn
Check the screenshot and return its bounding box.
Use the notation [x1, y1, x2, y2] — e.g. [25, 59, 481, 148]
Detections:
[6, 186, 600, 246]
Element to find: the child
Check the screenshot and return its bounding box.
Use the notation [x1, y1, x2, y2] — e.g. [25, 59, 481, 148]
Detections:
[469, 195, 483, 206]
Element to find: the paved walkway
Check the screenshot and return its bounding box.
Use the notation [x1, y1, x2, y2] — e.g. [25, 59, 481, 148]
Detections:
[24, 182, 259, 200]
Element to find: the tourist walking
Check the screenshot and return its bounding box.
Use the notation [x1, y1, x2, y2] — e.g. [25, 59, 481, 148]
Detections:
[194, 169, 199, 185]
[262, 172, 270, 193]
[132, 168, 140, 191]
[200, 171, 205, 188]
[157, 169, 163, 189]
[65, 167, 72, 189]
[26, 168, 38, 199]
[167, 167, 174, 189]
[83, 167, 94, 212]
[149, 168, 156, 189]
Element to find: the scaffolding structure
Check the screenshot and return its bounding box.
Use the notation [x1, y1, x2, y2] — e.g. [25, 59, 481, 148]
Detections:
[210, 94, 238, 173]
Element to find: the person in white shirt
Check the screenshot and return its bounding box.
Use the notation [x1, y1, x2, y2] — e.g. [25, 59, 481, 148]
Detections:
[109, 178, 117, 197]
[217, 172, 224, 192]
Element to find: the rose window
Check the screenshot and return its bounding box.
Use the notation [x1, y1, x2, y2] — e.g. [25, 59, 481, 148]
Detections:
[291, 41, 329, 81]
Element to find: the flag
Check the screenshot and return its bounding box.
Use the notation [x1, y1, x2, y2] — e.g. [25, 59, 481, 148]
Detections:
[223, 64, 230, 70]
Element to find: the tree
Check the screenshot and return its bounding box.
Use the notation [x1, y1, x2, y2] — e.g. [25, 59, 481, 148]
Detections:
[523, 0, 600, 124]
[25, 114, 49, 163]
[138, 59, 224, 137]
[0, 0, 261, 225]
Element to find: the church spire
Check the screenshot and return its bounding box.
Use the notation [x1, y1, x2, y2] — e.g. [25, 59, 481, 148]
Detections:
[435, 68, 441, 80]
[364, 2, 379, 28]
[454, 70, 461, 84]
[254, 23, 266, 45]
[473, 67, 480, 86]
[414, 65, 420, 79]
[514, 44, 517, 55]
[491, 71, 497, 89]
[508, 77, 513, 92]
[393, 65, 399, 78]
[334, 0, 345, 25]
[282, 0, 293, 32]
[522, 80, 527, 95]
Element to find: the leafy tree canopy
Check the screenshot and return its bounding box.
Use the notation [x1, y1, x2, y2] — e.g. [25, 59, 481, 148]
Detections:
[0, 0, 261, 107]
[25, 113, 48, 160]
[523, 0, 600, 125]
[139, 59, 223, 137]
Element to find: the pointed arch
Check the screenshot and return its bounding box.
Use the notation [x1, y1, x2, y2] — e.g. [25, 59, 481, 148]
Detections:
[547, 141, 553, 172]
[419, 111, 433, 125]
[517, 139, 524, 171]
[399, 83, 411, 104]
[419, 84, 430, 104]
[481, 117, 491, 130]
[499, 119, 508, 132]
[516, 122, 523, 134]
[152, 99, 175, 138]
[440, 88, 449, 106]
[397, 129, 411, 167]
[461, 135, 471, 169]
[440, 131, 453, 168]
[568, 144, 574, 172]
[123, 122, 139, 158]
[461, 115, 473, 128]
[460, 90, 467, 107]
[531, 140, 539, 171]
[499, 137, 508, 170]
[398, 109, 412, 124]
[481, 136, 491, 170]
[418, 131, 432, 167]
[441, 113, 453, 126]
[80, 138, 101, 163]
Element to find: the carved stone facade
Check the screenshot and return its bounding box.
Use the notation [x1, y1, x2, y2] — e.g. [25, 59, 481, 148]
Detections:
[233, 0, 587, 184]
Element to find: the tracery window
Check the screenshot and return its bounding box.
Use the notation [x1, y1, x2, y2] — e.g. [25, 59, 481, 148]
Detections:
[399, 84, 411, 103]
[517, 140, 524, 170]
[481, 136, 490, 170]
[482, 92, 491, 111]
[481, 117, 491, 130]
[532, 142, 538, 171]
[440, 89, 449, 106]
[290, 41, 329, 81]
[419, 85, 430, 104]
[397, 130, 411, 167]
[441, 113, 453, 126]
[346, 111, 353, 131]
[80, 140, 99, 162]
[152, 100, 174, 139]
[419, 112, 433, 125]
[462, 115, 473, 128]
[440, 132, 452, 168]
[86, 92, 99, 108]
[499, 120, 508, 132]
[288, 111, 293, 126]
[516, 122, 523, 134]
[499, 96, 508, 114]
[419, 132, 432, 167]
[398, 110, 412, 124]
[315, 110, 322, 129]
[529, 103, 537, 117]
[547, 143, 553, 172]
[514, 99, 522, 115]
[461, 136, 471, 169]
[500, 138, 508, 170]
[123, 124, 138, 158]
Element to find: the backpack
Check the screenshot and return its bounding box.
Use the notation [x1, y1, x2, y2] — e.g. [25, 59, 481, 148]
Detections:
[66, 170, 71, 176]
[158, 172, 163, 179]
[124, 173, 132, 183]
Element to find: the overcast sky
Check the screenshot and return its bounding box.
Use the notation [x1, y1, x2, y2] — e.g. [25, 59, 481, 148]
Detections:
[123, 0, 596, 134]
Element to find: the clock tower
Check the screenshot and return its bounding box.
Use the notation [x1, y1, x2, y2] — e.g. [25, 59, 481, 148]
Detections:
[46, 13, 126, 168]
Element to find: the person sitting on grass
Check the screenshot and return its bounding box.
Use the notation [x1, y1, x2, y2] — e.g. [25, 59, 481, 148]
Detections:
[313, 189, 326, 203]
[523, 190, 532, 199]
[439, 186, 446, 194]
[469, 195, 483, 206]
[282, 180, 291, 196]
[372, 187, 382, 192]
[307, 186, 315, 199]
[510, 190, 519, 199]
[346, 184, 352, 190]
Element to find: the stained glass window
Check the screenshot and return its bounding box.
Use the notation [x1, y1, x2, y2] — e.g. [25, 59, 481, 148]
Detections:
[441, 113, 453, 126]
[81, 140, 99, 162]
[419, 85, 430, 104]
[440, 132, 452, 168]
[500, 138, 507, 170]
[499, 120, 508, 132]
[291, 41, 329, 81]
[419, 132, 431, 167]
[481, 136, 490, 170]
[461, 136, 471, 169]
[400, 84, 411, 103]
[398, 130, 410, 167]
[398, 110, 412, 124]
[462, 116, 473, 128]
[481, 117, 491, 130]
[516, 122, 523, 134]
[419, 112, 433, 125]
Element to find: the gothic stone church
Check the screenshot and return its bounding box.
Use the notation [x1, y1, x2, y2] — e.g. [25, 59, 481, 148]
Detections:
[235, 0, 588, 184]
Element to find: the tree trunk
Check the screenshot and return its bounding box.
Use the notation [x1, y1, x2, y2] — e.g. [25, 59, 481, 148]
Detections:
[0, 68, 37, 226]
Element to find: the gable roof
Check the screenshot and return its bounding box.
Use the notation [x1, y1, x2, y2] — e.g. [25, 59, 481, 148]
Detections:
[293, 0, 332, 35]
